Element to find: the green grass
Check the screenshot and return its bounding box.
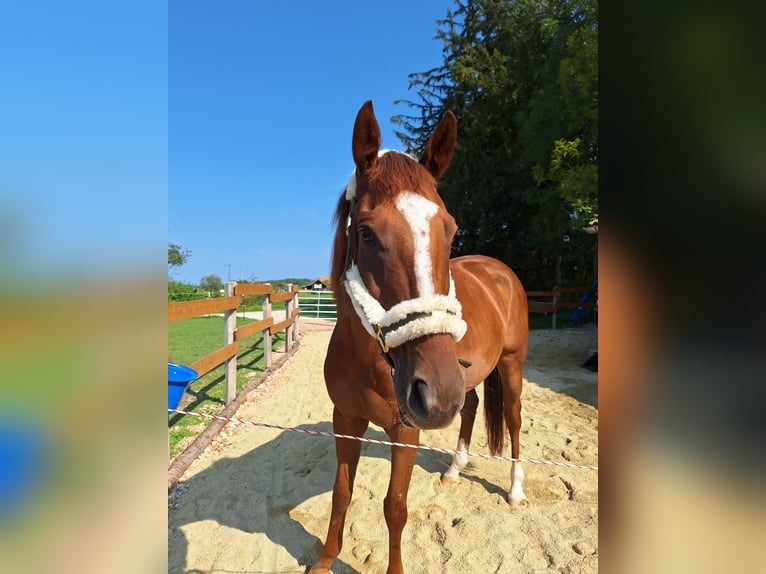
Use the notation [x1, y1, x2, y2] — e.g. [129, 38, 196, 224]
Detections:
[239, 300, 287, 312]
[167, 315, 285, 459]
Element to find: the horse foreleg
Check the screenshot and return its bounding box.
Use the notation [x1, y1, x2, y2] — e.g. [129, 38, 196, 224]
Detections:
[499, 354, 527, 508]
[383, 425, 419, 574]
[441, 388, 478, 486]
[309, 408, 369, 574]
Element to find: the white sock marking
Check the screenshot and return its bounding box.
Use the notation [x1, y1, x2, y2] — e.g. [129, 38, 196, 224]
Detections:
[443, 438, 469, 481]
[509, 461, 526, 502]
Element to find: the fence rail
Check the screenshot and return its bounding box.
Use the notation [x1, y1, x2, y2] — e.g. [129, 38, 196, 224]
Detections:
[168, 282, 300, 405]
[526, 286, 597, 329]
[298, 289, 337, 320]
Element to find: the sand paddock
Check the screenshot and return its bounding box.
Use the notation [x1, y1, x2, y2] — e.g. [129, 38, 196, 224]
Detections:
[169, 325, 598, 573]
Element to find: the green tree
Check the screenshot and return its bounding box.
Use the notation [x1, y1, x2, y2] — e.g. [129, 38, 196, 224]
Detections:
[199, 274, 223, 295]
[168, 243, 191, 270]
[168, 281, 206, 302]
[393, 0, 597, 289]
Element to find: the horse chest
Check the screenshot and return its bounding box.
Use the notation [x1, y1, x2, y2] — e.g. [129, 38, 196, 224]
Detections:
[325, 355, 398, 428]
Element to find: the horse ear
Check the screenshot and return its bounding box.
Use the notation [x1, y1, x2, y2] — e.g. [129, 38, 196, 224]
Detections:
[352, 100, 381, 172]
[419, 111, 457, 181]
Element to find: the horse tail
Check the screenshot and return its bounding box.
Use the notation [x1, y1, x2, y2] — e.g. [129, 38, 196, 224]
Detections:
[483, 366, 506, 456]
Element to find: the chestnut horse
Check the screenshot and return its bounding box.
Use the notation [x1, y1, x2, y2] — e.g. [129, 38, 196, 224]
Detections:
[309, 101, 528, 574]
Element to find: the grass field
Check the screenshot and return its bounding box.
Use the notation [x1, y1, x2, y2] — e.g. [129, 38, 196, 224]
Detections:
[167, 315, 285, 459]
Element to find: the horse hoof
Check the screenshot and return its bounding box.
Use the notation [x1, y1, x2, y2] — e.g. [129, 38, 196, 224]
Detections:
[440, 475, 460, 487]
[508, 497, 528, 509]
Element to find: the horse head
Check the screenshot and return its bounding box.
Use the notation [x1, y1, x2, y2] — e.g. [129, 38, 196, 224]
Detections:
[337, 100, 467, 430]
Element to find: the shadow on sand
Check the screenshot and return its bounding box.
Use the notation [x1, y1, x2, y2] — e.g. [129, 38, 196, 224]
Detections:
[168, 421, 473, 574]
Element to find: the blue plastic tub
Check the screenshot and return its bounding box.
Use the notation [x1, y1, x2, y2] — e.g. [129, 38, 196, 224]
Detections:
[0, 418, 47, 518]
[168, 362, 199, 412]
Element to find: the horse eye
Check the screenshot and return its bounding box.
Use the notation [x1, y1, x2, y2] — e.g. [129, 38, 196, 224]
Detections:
[359, 227, 374, 243]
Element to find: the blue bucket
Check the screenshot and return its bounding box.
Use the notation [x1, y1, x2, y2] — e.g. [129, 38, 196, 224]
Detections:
[0, 419, 47, 518]
[168, 363, 199, 412]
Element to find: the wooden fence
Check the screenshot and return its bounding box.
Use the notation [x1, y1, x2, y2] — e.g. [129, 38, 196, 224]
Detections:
[168, 282, 300, 405]
[526, 286, 597, 329]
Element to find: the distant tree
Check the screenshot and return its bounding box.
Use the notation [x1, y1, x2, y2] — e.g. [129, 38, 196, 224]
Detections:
[168, 280, 206, 302]
[168, 243, 191, 269]
[200, 274, 223, 294]
[265, 278, 313, 292]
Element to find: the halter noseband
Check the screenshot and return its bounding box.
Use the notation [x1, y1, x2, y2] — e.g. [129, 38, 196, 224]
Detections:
[341, 168, 468, 367]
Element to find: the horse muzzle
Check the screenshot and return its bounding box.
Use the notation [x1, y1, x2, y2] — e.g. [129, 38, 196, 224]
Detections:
[391, 335, 466, 430]
[396, 378, 465, 430]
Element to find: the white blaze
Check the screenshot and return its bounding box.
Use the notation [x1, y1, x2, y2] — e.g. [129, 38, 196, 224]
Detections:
[395, 192, 439, 298]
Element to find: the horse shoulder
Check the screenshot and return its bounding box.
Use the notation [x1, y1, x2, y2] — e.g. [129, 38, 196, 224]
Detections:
[450, 254, 528, 364]
[450, 255, 522, 305]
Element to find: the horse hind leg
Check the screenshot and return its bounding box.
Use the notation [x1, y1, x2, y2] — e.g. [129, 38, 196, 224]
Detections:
[441, 389, 479, 486]
[498, 353, 528, 508]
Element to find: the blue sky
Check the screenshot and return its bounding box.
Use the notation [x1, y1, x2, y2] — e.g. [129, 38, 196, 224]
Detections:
[169, 1, 456, 285]
[1, 2, 167, 278]
[0, 1, 455, 285]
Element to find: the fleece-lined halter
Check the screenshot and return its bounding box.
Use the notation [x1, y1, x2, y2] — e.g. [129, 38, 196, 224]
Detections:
[342, 152, 468, 366]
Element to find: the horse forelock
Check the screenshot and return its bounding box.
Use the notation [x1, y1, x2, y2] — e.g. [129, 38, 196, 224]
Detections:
[346, 151, 437, 202]
[345, 149, 397, 200]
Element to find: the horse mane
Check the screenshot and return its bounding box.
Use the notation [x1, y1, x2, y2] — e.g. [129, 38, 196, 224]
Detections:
[330, 192, 351, 294]
[330, 152, 438, 295]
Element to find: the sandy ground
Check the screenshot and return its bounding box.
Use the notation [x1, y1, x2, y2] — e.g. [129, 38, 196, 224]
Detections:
[168, 322, 598, 573]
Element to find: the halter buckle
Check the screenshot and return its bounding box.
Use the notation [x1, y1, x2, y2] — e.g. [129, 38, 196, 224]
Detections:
[375, 324, 395, 368]
[375, 324, 389, 354]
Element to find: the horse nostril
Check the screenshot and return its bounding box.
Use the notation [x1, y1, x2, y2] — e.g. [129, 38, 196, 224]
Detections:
[408, 379, 432, 419]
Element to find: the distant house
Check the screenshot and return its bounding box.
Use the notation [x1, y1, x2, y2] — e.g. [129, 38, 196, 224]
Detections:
[301, 276, 332, 291]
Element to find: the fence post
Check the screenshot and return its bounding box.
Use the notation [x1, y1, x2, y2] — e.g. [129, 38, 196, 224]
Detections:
[262, 289, 272, 369]
[292, 285, 300, 341]
[285, 284, 294, 352]
[224, 282, 237, 405]
[552, 287, 559, 330]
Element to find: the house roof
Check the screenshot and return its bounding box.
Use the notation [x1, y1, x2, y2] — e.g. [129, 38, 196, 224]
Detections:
[301, 277, 332, 290]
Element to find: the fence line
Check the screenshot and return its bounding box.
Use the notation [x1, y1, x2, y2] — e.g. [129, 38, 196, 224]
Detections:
[526, 286, 597, 329]
[298, 289, 337, 320]
[294, 286, 597, 329]
[168, 282, 300, 405]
